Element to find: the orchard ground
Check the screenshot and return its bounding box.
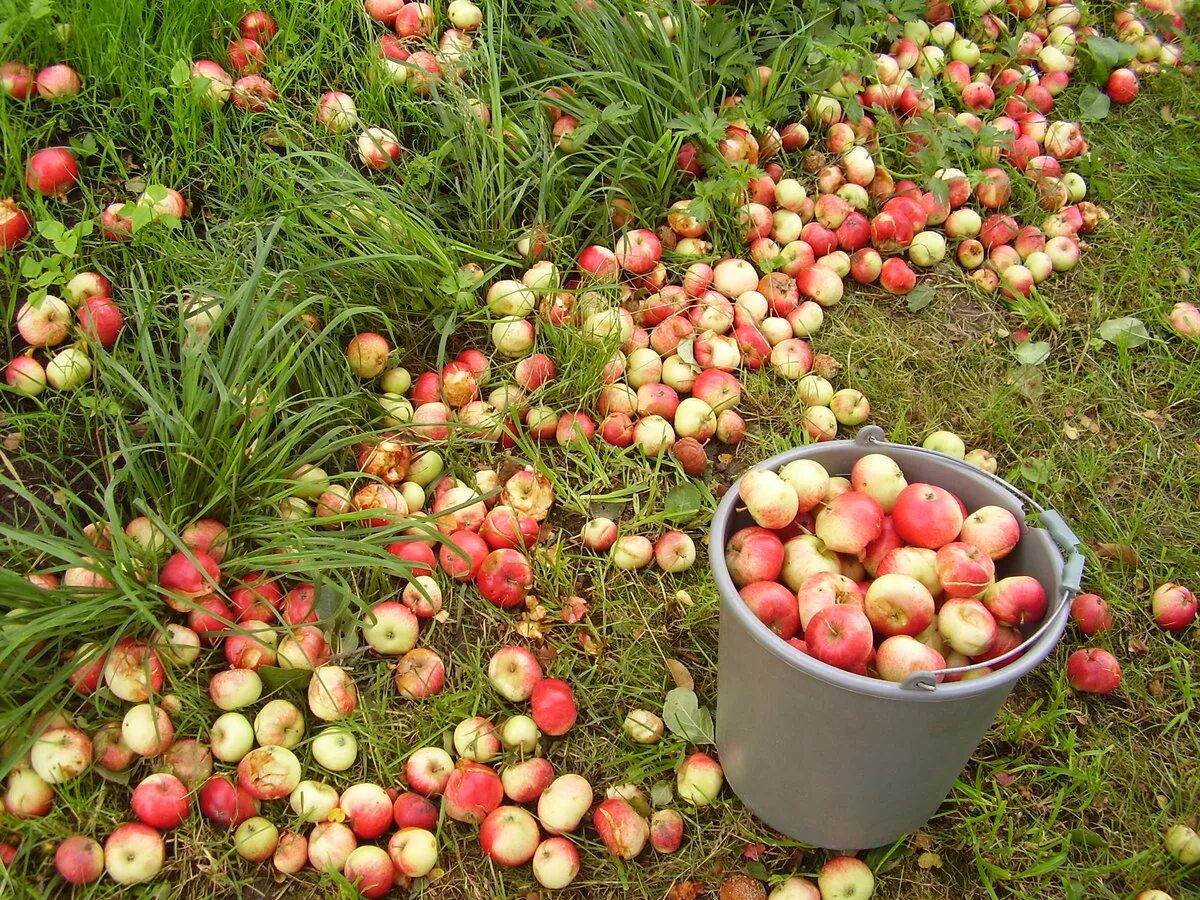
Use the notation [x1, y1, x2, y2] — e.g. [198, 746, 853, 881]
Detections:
[2, 0, 1199, 899]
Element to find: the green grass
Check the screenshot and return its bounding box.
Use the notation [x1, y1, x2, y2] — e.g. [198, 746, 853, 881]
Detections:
[2, 0, 1200, 897]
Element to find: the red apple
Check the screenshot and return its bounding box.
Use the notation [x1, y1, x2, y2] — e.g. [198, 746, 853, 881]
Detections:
[1151, 583, 1197, 631]
[593, 798, 649, 859]
[198, 775, 258, 828]
[1070, 593, 1112, 635]
[480, 805, 541, 866]
[439, 529, 489, 580]
[1065, 648, 1121, 694]
[875, 635, 947, 683]
[958, 506, 1021, 560]
[393, 791, 438, 830]
[982, 576, 1047, 627]
[935, 541, 996, 599]
[814, 491, 884, 556]
[795, 572, 864, 630]
[739, 581, 800, 640]
[892, 483, 965, 549]
[131, 773, 189, 829]
[805, 605, 874, 673]
[724, 526, 785, 587]
[476, 548, 534, 609]
[530, 678, 577, 736]
[55, 835, 104, 885]
[443, 761, 504, 824]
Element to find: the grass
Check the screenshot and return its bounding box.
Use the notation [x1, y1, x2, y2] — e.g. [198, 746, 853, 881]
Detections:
[2, 0, 1200, 897]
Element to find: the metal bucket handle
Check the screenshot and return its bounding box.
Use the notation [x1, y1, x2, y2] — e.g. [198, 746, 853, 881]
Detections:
[846, 427, 1085, 692]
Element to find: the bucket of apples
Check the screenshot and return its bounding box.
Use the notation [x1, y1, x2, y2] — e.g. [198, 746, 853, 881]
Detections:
[709, 425, 1083, 850]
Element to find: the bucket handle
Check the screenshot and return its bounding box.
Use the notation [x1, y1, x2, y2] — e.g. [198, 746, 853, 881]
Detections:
[850, 428, 1086, 693]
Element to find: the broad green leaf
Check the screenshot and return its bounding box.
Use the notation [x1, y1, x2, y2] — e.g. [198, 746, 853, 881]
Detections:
[1019, 457, 1051, 485]
[650, 781, 673, 807]
[258, 666, 310, 691]
[663, 483, 704, 522]
[1097, 316, 1150, 348]
[1013, 340, 1051, 365]
[1078, 85, 1111, 122]
[906, 284, 935, 312]
[662, 687, 715, 744]
[169, 58, 191, 88]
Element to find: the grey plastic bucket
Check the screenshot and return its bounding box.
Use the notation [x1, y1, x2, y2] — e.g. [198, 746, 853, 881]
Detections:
[711, 425, 1084, 850]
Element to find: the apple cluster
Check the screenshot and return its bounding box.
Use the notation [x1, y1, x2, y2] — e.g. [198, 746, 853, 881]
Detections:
[580, 518, 698, 574]
[186, 2, 485, 172]
[5, 271, 122, 397]
[657, 0, 1195, 305]
[726, 451, 1051, 682]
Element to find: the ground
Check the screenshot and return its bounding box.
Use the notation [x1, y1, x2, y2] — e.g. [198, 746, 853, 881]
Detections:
[1, 0, 1199, 898]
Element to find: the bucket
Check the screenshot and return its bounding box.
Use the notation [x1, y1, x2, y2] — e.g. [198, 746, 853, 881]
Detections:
[711, 425, 1084, 850]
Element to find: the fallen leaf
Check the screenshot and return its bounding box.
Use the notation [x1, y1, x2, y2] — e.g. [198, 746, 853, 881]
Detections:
[578, 632, 604, 655]
[666, 658, 695, 691]
[1128, 637, 1150, 655]
[1139, 409, 1165, 425]
[1063, 423, 1080, 440]
[3, 432, 21, 450]
[743, 842, 766, 861]
[917, 851, 943, 869]
[1149, 677, 1165, 697]
[995, 771, 1017, 787]
[560, 596, 589, 623]
[535, 644, 558, 667]
[433, 610, 450, 624]
[515, 620, 544, 640]
[1095, 543, 1138, 565]
[675, 590, 694, 607]
[911, 833, 934, 850]
[1080, 415, 1100, 433]
[668, 882, 705, 900]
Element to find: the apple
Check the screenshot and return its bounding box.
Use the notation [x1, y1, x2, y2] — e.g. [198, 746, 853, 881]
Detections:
[453, 717, 502, 763]
[780, 534, 841, 592]
[104, 823, 164, 885]
[4, 767, 53, 818]
[121, 704, 174, 757]
[304, 726, 355, 772]
[615, 229, 663, 275]
[818, 856, 874, 900]
[806, 605, 874, 673]
[1164, 823, 1200, 865]
[654, 531, 696, 573]
[1151, 583, 1197, 631]
[892, 483, 964, 549]
[394, 647, 446, 699]
[501, 757, 554, 803]
[234, 816, 279, 862]
[778, 459, 831, 512]
[16, 295, 72, 347]
[982, 576, 1047, 627]
[724, 526, 785, 587]
[938, 598, 999, 657]
[307, 821, 357, 872]
[401, 575, 443, 618]
[308, 665, 358, 721]
[237, 745, 302, 800]
[1070, 593, 1112, 635]
[103, 638, 165, 702]
[609, 533, 654, 570]
[581, 517, 619, 552]
[439, 529, 489, 580]
[1065, 648, 1121, 694]
[531, 678, 577, 736]
[224, 622, 277, 669]
[649, 808, 685, 853]
[290, 780, 339, 822]
[739, 469, 800, 530]
[692, 368, 741, 412]
[935, 542, 996, 599]
[209, 668, 262, 711]
[865, 574, 935, 637]
[210, 712, 255, 763]
[958, 506, 1021, 561]
[875, 635, 947, 683]
[769, 876, 821, 900]
[31, 726, 92, 784]
[814, 491, 884, 555]
[480, 505, 540, 550]
[405, 746, 455, 796]
[593, 798, 649, 859]
[740, 581, 801, 639]
[676, 751, 724, 806]
[499, 714, 541, 753]
[276, 626, 330, 670]
[343, 844, 394, 899]
[340, 782, 394, 839]
[622, 708, 665, 744]
[849, 454, 907, 513]
[392, 791, 438, 830]
[362, 600, 419, 655]
[481, 805, 542, 866]
[443, 761, 504, 824]
[536, 773, 593, 834]
[55, 835, 104, 885]
[476, 548, 534, 609]
[387, 827, 438, 878]
[198, 775, 258, 827]
[796, 572, 864, 630]
[532, 836, 581, 889]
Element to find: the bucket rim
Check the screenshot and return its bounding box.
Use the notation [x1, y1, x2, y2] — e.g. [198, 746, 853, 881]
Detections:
[711, 427, 1082, 701]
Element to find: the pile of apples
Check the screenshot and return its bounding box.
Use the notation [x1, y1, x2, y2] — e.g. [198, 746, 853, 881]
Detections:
[187, 2, 486, 171]
[725, 451, 1051, 682]
[4, 271, 122, 396]
[659, 0, 1192, 304]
